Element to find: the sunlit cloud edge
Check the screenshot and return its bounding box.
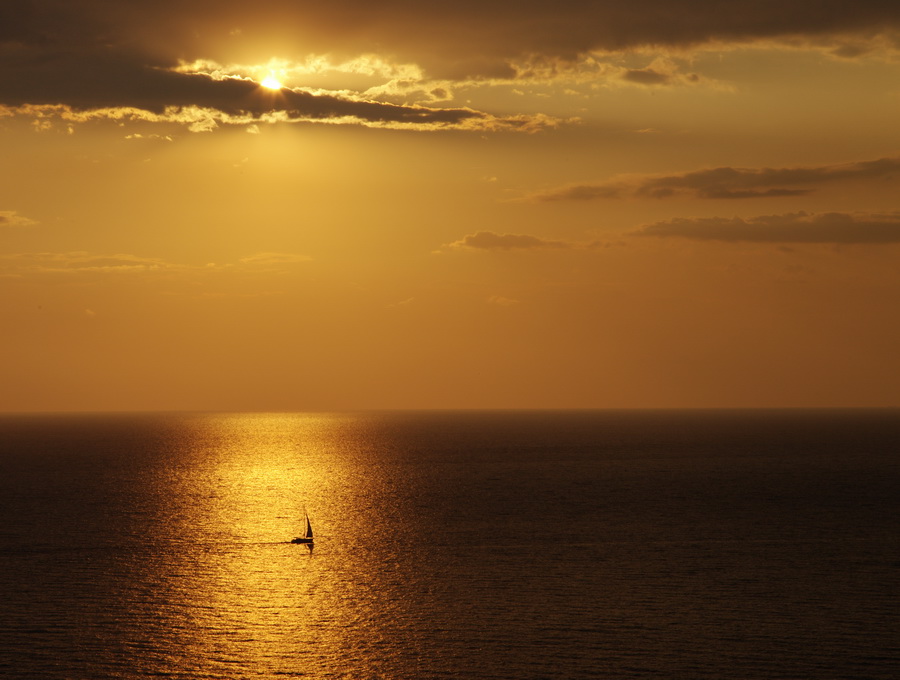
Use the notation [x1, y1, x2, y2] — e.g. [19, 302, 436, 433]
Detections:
[1, 103, 557, 134]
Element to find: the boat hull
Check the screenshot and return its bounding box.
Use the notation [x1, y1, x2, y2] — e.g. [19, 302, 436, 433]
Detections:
[291, 537, 313, 544]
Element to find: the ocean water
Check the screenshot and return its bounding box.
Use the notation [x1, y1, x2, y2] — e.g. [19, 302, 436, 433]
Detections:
[0, 409, 897, 679]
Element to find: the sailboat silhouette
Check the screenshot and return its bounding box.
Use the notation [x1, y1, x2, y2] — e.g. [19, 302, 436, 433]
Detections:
[291, 510, 314, 545]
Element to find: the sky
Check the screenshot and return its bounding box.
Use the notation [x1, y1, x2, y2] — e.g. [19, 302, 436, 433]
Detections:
[2, 0, 900, 412]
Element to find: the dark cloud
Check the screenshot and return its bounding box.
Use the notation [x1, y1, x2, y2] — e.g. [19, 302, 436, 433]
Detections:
[2, 1, 899, 107]
[0, 2, 556, 130]
[0, 28, 492, 128]
[635, 211, 900, 243]
[536, 156, 900, 201]
[103, 1, 900, 75]
[447, 231, 570, 250]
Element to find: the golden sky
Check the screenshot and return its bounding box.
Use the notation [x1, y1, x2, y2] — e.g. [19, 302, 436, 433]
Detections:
[2, 0, 900, 411]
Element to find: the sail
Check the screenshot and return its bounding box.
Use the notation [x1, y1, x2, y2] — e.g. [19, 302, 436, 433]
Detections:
[291, 509, 314, 544]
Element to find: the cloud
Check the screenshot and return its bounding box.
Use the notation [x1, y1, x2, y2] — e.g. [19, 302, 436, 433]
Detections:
[0, 73, 535, 132]
[616, 57, 708, 88]
[445, 231, 570, 251]
[0, 4, 555, 132]
[52, 2, 900, 73]
[0, 252, 177, 275]
[534, 156, 900, 201]
[2, 0, 898, 125]
[635, 211, 900, 243]
[6, 101, 555, 134]
[487, 295, 520, 306]
[538, 185, 624, 201]
[441, 231, 625, 252]
[0, 211, 38, 228]
[621, 68, 671, 86]
[238, 252, 312, 267]
[0, 250, 312, 277]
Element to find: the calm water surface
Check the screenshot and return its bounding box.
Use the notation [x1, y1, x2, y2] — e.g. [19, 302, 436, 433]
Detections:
[0, 410, 898, 679]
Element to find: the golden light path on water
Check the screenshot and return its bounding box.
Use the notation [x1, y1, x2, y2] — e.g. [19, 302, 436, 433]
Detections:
[151, 413, 392, 677]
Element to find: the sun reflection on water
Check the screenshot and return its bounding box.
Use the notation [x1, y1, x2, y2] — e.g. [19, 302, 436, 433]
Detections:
[153, 413, 386, 676]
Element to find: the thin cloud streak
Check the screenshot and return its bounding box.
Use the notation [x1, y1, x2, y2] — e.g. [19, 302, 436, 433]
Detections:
[442, 231, 620, 252]
[0, 251, 313, 277]
[635, 211, 900, 243]
[3, 102, 553, 133]
[445, 232, 571, 251]
[534, 156, 900, 201]
[0, 211, 38, 228]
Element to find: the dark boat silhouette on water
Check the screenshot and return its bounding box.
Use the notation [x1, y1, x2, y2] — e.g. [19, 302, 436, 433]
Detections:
[291, 510, 314, 545]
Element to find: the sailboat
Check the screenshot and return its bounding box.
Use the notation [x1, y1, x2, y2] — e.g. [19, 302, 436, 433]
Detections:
[291, 510, 314, 545]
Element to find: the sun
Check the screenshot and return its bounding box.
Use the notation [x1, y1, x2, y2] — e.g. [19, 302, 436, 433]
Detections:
[260, 75, 283, 90]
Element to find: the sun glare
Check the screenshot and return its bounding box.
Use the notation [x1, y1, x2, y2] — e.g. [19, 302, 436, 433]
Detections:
[261, 75, 283, 90]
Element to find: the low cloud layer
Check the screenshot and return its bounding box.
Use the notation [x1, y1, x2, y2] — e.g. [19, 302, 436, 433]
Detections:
[536, 156, 900, 201]
[636, 211, 900, 243]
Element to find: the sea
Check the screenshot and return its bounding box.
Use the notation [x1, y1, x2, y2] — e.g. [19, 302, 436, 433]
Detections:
[0, 409, 897, 679]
